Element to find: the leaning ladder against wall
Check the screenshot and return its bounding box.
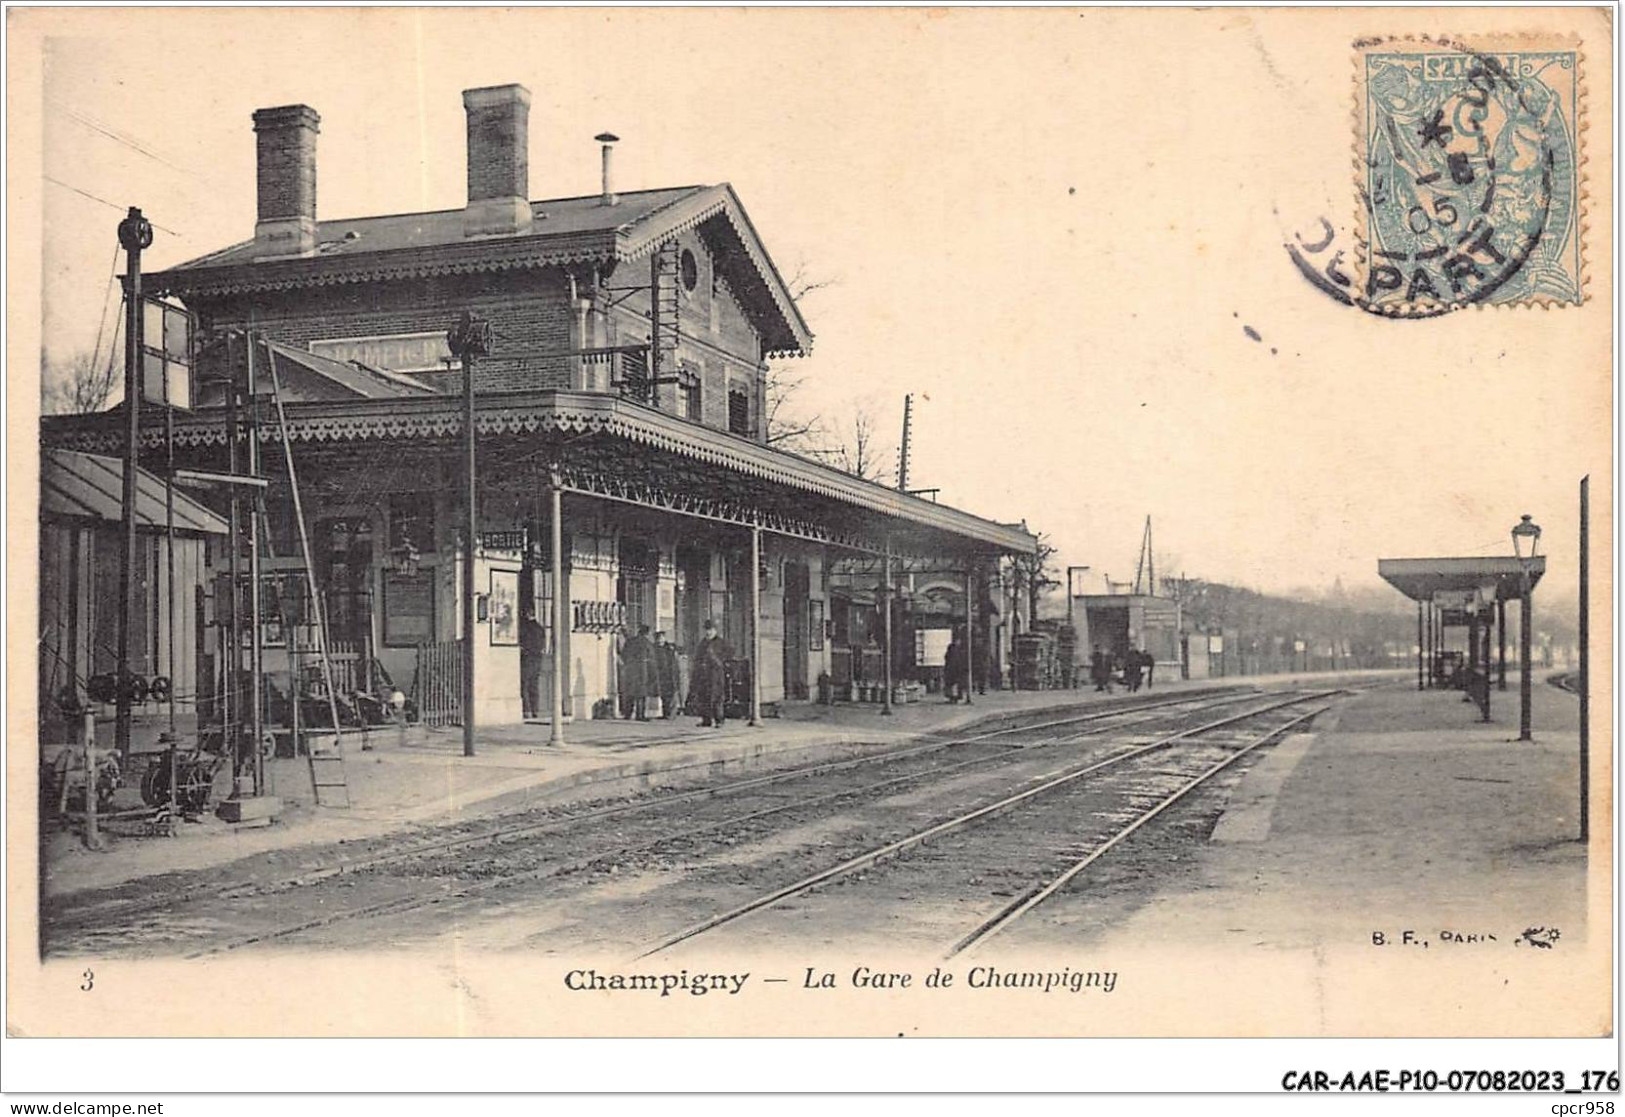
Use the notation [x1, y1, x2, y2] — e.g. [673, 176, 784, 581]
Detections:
[261, 334, 351, 807]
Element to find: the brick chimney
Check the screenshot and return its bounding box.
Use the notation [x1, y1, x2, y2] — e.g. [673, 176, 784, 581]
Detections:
[252, 104, 320, 258]
[463, 84, 533, 238]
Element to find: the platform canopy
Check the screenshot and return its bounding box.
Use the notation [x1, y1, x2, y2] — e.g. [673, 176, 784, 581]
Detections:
[42, 448, 227, 534]
[1377, 556, 1545, 604]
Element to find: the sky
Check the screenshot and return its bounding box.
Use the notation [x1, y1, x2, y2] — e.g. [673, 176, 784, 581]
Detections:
[18, 6, 1612, 606]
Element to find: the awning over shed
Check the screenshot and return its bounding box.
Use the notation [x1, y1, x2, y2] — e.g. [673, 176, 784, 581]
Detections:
[1377, 556, 1545, 603]
[42, 449, 228, 534]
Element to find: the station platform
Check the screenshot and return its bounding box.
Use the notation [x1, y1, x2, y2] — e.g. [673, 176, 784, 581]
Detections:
[1092, 677, 1597, 955]
[39, 670, 1394, 900]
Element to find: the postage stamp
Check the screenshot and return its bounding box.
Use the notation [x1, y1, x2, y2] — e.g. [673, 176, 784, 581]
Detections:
[1354, 34, 1584, 312]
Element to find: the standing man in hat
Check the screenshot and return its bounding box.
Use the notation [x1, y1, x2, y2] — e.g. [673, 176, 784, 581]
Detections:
[619, 624, 656, 721]
[519, 605, 545, 719]
[691, 619, 730, 727]
[653, 630, 681, 719]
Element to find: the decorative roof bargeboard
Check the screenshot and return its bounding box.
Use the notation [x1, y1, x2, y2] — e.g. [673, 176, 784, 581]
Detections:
[40, 392, 1035, 554]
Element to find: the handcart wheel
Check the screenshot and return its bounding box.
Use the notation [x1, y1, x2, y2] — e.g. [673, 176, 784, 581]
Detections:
[179, 761, 213, 813]
[123, 674, 150, 705]
[140, 759, 169, 807]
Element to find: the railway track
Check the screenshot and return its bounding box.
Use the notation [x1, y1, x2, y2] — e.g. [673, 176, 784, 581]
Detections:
[945, 704, 1324, 957]
[47, 685, 1351, 958]
[41, 689, 1254, 949]
[636, 693, 1336, 960]
[44, 689, 1248, 936]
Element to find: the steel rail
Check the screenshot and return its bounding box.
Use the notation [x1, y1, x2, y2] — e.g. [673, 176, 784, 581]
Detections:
[634, 691, 1340, 960]
[180, 690, 1278, 956]
[50, 687, 1258, 933]
[946, 705, 1328, 959]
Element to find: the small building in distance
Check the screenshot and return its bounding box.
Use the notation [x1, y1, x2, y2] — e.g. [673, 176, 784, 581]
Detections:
[1073, 593, 1182, 677]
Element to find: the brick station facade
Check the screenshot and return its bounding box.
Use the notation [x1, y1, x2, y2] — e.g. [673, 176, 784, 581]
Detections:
[42, 83, 1036, 733]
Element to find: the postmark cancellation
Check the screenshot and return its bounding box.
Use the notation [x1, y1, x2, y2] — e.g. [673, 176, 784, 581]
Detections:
[1354, 34, 1584, 312]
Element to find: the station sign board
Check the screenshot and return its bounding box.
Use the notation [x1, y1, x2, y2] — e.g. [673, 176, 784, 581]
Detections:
[310, 332, 453, 374]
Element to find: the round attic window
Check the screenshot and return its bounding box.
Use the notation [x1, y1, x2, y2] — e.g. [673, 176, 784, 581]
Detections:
[679, 249, 699, 293]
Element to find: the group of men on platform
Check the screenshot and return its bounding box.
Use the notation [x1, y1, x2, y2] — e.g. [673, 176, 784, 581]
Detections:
[520, 613, 734, 728]
[1089, 647, 1156, 693]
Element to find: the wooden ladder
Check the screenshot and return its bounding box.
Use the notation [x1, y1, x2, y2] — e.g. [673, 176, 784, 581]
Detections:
[308, 739, 351, 808]
[262, 332, 352, 809]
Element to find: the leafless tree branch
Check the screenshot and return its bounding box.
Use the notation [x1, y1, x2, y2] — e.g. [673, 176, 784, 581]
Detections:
[41, 349, 118, 415]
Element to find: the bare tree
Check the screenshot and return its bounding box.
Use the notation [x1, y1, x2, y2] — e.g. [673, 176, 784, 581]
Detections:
[813, 407, 896, 485]
[763, 365, 825, 452]
[764, 256, 840, 453]
[41, 349, 118, 415]
[766, 257, 900, 486]
[1005, 532, 1061, 628]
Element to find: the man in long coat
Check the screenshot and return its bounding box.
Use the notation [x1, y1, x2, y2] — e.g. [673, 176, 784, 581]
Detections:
[691, 619, 730, 727]
[944, 629, 967, 702]
[619, 624, 656, 721]
[653, 630, 681, 718]
[519, 606, 545, 719]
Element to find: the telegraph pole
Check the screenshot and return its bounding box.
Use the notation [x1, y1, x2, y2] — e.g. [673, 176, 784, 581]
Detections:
[1579, 477, 1590, 840]
[448, 312, 490, 758]
[115, 207, 153, 762]
[897, 394, 912, 492]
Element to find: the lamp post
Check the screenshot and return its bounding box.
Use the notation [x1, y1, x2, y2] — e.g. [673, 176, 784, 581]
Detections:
[1511, 513, 1541, 742]
[448, 311, 491, 758]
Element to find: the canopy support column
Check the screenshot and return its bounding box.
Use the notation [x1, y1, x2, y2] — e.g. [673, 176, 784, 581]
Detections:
[1416, 601, 1424, 691]
[963, 565, 975, 707]
[749, 522, 762, 727]
[1497, 599, 1507, 691]
[1423, 599, 1433, 688]
[881, 537, 893, 716]
[549, 467, 566, 747]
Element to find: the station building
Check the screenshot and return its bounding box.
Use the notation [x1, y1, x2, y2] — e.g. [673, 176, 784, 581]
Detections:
[41, 84, 1037, 731]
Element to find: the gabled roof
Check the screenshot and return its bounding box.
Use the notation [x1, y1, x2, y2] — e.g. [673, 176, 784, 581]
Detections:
[42, 449, 227, 534]
[150, 184, 813, 357]
[174, 187, 704, 268]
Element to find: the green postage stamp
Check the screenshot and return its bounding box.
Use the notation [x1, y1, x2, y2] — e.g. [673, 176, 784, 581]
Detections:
[1355, 34, 1584, 311]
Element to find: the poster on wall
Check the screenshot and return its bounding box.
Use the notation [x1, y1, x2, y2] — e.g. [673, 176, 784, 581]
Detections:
[383, 571, 434, 646]
[488, 568, 519, 646]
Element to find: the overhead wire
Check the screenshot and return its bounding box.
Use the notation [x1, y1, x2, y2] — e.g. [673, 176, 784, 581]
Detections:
[87, 243, 120, 381]
[44, 175, 184, 236]
[47, 98, 203, 181]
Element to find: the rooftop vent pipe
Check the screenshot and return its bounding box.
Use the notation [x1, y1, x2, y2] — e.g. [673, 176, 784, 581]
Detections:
[596, 133, 619, 206]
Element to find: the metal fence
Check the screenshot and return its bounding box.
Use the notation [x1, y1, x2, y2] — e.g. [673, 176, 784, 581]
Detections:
[411, 640, 463, 727]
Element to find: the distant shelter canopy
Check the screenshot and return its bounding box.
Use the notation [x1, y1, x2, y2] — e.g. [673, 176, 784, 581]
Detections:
[1377, 556, 1546, 605]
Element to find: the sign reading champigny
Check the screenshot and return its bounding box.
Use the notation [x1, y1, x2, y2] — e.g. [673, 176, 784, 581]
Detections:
[310, 332, 453, 374]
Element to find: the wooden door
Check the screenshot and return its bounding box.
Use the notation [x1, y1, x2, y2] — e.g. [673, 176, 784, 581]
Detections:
[782, 561, 809, 699]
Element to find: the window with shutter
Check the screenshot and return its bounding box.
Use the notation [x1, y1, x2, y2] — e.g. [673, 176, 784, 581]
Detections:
[619, 347, 650, 403]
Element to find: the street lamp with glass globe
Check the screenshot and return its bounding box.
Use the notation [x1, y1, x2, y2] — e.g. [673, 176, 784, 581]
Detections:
[1511, 514, 1542, 741]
